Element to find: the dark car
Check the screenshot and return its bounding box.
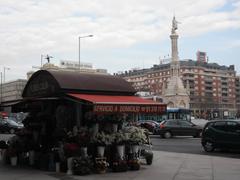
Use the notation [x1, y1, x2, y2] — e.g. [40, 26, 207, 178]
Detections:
[0, 118, 24, 134]
[156, 120, 202, 138]
[201, 120, 240, 152]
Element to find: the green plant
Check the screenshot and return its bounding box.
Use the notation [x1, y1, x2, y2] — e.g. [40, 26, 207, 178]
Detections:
[122, 126, 148, 145]
[91, 132, 113, 146]
[112, 131, 128, 145]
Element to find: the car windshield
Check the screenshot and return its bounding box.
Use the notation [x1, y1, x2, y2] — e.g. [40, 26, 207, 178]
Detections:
[6, 119, 19, 126]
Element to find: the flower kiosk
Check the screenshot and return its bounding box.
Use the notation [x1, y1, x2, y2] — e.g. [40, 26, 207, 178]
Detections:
[4, 70, 166, 175]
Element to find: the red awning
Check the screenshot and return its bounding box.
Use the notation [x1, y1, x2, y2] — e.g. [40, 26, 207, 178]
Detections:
[68, 93, 166, 114]
[68, 93, 160, 104]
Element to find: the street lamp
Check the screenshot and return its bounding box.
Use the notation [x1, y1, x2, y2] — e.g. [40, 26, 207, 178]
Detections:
[3, 67, 10, 83]
[0, 72, 2, 104]
[78, 35, 93, 71]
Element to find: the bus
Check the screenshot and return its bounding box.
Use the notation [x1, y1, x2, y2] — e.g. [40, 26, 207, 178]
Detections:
[138, 108, 192, 122]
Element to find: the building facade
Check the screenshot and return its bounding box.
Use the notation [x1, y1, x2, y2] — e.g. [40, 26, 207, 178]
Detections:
[116, 60, 237, 119]
[0, 79, 27, 112]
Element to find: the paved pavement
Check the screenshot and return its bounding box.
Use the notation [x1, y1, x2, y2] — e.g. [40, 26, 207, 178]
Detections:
[1, 150, 240, 180]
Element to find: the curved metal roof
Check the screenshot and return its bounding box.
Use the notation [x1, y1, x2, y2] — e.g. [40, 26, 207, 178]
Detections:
[22, 70, 136, 98]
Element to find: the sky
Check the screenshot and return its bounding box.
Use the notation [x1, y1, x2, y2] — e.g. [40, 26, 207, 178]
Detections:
[0, 0, 240, 82]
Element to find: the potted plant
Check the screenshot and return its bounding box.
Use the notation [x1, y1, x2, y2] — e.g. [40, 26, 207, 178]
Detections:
[112, 131, 128, 159]
[122, 126, 148, 154]
[123, 126, 147, 143]
[91, 132, 112, 157]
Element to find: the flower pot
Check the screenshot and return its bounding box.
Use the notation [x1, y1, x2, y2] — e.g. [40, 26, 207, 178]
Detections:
[131, 145, 139, 154]
[80, 147, 88, 157]
[97, 146, 105, 157]
[29, 150, 35, 165]
[117, 145, 125, 159]
[10, 156, 17, 166]
[112, 124, 118, 132]
[67, 157, 73, 175]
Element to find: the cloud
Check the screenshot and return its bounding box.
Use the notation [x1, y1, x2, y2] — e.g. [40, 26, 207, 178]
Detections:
[0, 0, 239, 80]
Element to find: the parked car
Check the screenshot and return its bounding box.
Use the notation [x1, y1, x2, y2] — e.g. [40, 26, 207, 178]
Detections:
[136, 120, 160, 134]
[156, 120, 202, 138]
[0, 118, 24, 134]
[201, 120, 240, 152]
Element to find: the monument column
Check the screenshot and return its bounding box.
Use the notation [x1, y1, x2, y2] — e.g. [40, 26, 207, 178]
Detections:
[162, 16, 190, 108]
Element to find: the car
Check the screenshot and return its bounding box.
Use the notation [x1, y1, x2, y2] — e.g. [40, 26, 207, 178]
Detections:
[156, 120, 202, 138]
[136, 120, 160, 134]
[201, 120, 240, 152]
[0, 118, 24, 134]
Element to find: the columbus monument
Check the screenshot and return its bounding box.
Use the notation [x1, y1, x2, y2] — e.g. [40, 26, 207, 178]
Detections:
[162, 16, 190, 108]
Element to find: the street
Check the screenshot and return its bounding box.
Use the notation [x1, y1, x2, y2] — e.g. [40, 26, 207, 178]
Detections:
[151, 135, 240, 159]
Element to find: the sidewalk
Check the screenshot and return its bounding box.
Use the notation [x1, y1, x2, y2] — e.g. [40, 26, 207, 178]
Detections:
[1, 151, 240, 180]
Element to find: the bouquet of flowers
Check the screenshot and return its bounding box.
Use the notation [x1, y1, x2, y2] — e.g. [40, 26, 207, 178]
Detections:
[95, 157, 109, 173]
[91, 132, 113, 146]
[112, 131, 128, 145]
[72, 156, 94, 175]
[122, 126, 148, 145]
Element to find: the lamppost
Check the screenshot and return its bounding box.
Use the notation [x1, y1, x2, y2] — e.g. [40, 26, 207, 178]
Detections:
[78, 35, 93, 71]
[0, 72, 2, 104]
[3, 67, 10, 83]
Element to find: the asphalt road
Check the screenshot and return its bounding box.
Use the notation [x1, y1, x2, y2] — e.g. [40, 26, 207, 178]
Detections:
[150, 135, 240, 159]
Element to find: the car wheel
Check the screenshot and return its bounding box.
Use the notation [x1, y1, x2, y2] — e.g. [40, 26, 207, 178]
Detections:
[164, 131, 172, 138]
[203, 141, 214, 152]
[9, 129, 15, 134]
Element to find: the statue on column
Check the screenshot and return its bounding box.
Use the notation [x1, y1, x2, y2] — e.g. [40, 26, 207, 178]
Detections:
[172, 16, 178, 34]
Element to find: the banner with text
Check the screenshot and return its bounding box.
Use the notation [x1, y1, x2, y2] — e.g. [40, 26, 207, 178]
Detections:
[93, 104, 166, 114]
